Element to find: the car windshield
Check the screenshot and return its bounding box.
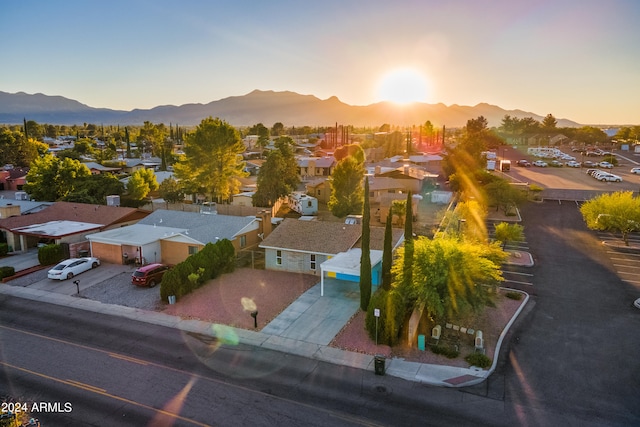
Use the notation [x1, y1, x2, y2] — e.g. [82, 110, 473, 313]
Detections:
[52, 264, 67, 270]
[132, 271, 146, 277]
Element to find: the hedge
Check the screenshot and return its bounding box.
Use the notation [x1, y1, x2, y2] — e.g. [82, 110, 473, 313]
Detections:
[38, 244, 65, 266]
[160, 239, 235, 302]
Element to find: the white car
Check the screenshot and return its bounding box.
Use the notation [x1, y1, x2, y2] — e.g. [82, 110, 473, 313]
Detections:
[630, 167, 640, 174]
[597, 173, 622, 182]
[48, 257, 100, 280]
[565, 161, 581, 168]
[634, 298, 640, 310]
[599, 161, 613, 169]
[532, 160, 548, 167]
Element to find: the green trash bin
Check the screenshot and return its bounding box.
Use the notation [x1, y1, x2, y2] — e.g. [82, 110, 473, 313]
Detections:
[374, 355, 386, 375]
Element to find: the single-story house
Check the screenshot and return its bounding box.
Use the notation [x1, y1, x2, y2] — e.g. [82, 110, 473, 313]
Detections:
[259, 218, 404, 295]
[0, 167, 29, 191]
[81, 161, 122, 175]
[0, 201, 148, 255]
[87, 209, 271, 266]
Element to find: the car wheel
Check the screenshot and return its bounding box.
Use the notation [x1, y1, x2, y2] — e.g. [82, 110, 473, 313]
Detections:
[67, 272, 74, 280]
[92, 262, 98, 268]
[148, 280, 156, 288]
[600, 178, 606, 181]
[616, 179, 621, 182]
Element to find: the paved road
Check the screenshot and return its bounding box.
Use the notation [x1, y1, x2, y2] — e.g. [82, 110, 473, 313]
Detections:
[470, 200, 640, 425]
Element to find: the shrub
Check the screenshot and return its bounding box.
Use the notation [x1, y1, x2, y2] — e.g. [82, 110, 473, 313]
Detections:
[465, 352, 492, 368]
[0, 243, 8, 256]
[0, 266, 15, 279]
[365, 288, 405, 346]
[38, 244, 65, 266]
[430, 344, 459, 359]
[506, 291, 523, 300]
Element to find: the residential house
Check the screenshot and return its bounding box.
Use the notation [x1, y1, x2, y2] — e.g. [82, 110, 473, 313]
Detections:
[0, 167, 29, 191]
[297, 157, 336, 181]
[81, 162, 121, 175]
[0, 201, 148, 255]
[260, 218, 404, 295]
[87, 209, 272, 266]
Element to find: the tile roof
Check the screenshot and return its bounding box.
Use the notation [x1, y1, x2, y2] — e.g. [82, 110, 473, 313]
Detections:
[0, 201, 147, 231]
[259, 218, 362, 255]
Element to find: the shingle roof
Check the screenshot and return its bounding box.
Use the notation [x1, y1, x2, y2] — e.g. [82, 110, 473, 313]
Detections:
[259, 218, 361, 255]
[0, 201, 147, 231]
[138, 210, 255, 244]
[353, 226, 404, 251]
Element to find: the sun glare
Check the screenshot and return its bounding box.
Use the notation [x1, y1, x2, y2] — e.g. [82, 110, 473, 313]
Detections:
[376, 68, 431, 105]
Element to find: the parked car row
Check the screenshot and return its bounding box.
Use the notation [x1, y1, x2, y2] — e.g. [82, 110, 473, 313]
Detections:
[586, 169, 623, 182]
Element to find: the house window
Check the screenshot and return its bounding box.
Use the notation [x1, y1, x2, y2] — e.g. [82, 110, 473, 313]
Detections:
[276, 250, 282, 265]
[310, 254, 316, 271]
[188, 246, 199, 255]
[240, 235, 246, 248]
[317, 189, 321, 196]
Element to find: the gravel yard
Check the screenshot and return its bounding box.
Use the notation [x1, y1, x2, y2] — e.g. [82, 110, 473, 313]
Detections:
[80, 272, 163, 311]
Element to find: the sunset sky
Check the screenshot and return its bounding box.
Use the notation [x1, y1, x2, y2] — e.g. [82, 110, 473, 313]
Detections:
[1, 0, 639, 125]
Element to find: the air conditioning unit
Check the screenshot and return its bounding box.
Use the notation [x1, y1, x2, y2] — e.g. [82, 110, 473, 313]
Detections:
[106, 195, 121, 206]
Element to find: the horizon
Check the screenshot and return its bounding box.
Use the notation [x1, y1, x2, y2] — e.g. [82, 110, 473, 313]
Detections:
[1, 1, 639, 125]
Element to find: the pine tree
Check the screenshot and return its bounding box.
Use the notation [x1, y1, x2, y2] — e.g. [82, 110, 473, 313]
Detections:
[359, 177, 372, 310]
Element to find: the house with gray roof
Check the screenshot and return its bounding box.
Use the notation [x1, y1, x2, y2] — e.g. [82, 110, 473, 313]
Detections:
[87, 209, 271, 266]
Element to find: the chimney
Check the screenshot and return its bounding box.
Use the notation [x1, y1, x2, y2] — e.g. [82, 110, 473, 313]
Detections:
[257, 210, 272, 237]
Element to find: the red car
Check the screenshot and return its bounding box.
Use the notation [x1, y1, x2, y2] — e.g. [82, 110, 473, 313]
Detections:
[131, 263, 169, 287]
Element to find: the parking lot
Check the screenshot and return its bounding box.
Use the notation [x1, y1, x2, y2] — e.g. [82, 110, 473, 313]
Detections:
[498, 146, 640, 198]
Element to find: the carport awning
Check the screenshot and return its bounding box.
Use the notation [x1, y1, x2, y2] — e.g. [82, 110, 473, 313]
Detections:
[319, 248, 383, 296]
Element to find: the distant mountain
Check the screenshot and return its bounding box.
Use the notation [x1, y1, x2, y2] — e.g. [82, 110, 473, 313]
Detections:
[0, 89, 582, 128]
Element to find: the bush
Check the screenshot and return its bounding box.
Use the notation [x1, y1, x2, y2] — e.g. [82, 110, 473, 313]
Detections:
[465, 352, 492, 368]
[430, 344, 459, 359]
[0, 243, 8, 257]
[38, 244, 65, 266]
[506, 291, 523, 300]
[365, 288, 405, 346]
[0, 266, 15, 279]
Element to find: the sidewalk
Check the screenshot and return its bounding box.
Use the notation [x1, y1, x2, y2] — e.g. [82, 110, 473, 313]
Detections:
[0, 273, 530, 388]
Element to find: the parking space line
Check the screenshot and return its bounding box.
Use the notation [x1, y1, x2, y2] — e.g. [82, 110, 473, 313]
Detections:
[503, 279, 533, 286]
[614, 264, 640, 269]
[502, 271, 534, 277]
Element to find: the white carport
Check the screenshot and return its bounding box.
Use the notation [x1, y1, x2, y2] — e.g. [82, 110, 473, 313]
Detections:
[319, 248, 383, 296]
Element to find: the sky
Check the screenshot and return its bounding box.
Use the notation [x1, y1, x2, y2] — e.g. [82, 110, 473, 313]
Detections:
[1, 0, 639, 125]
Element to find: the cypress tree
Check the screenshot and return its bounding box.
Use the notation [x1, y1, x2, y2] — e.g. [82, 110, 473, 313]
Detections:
[402, 192, 414, 289]
[382, 208, 393, 291]
[359, 177, 372, 310]
[23, 117, 28, 139]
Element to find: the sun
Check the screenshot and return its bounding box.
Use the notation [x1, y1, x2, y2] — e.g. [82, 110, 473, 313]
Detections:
[375, 68, 431, 105]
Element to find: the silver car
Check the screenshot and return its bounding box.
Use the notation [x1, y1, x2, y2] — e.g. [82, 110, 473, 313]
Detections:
[48, 257, 100, 280]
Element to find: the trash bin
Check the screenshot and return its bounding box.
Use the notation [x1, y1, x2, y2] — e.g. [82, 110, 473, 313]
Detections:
[374, 355, 386, 375]
[168, 295, 176, 304]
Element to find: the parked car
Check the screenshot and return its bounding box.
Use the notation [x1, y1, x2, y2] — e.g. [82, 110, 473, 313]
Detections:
[586, 168, 601, 176]
[630, 167, 640, 174]
[583, 160, 597, 167]
[565, 160, 581, 168]
[599, 161, 614, 169]
[48, 257, 100, 280]
[532, 160, 548, 167]
[517, 160, 531, 167]
[549, 160, 563, 167]
[132, 263, 169, 287]
[597, 173, 622, 182]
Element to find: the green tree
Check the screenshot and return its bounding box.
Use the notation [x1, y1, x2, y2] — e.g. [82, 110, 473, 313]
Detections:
[402, 192, 414, 291]
[494, 222, 524, 249]
[580, 191, 640, 246]
[381, 210, 393, 291]
[63, 174, 124, 204]
[249, 123, 270, 150]
[23, 154, 91, 201]
[484, 179, 526, 215]
[359, 177, 372, 310]
[158, 176, 184, 205]
[252, 136, 300, 207]
[394, 236, 506, 321]
[174, 117, 247, 203]
[271, 122, 285, 136]
[127, 168, 158, 200]
[541, 114, 557, 130]
[327, 156, 365, 218]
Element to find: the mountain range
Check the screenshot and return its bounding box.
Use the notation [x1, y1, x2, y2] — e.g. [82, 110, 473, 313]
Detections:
[0, 89, 581, 128]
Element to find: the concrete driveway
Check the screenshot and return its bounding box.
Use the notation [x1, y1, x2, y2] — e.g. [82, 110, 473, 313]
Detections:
[0, 249, 40, 271]
[20, 263, 134, 295]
